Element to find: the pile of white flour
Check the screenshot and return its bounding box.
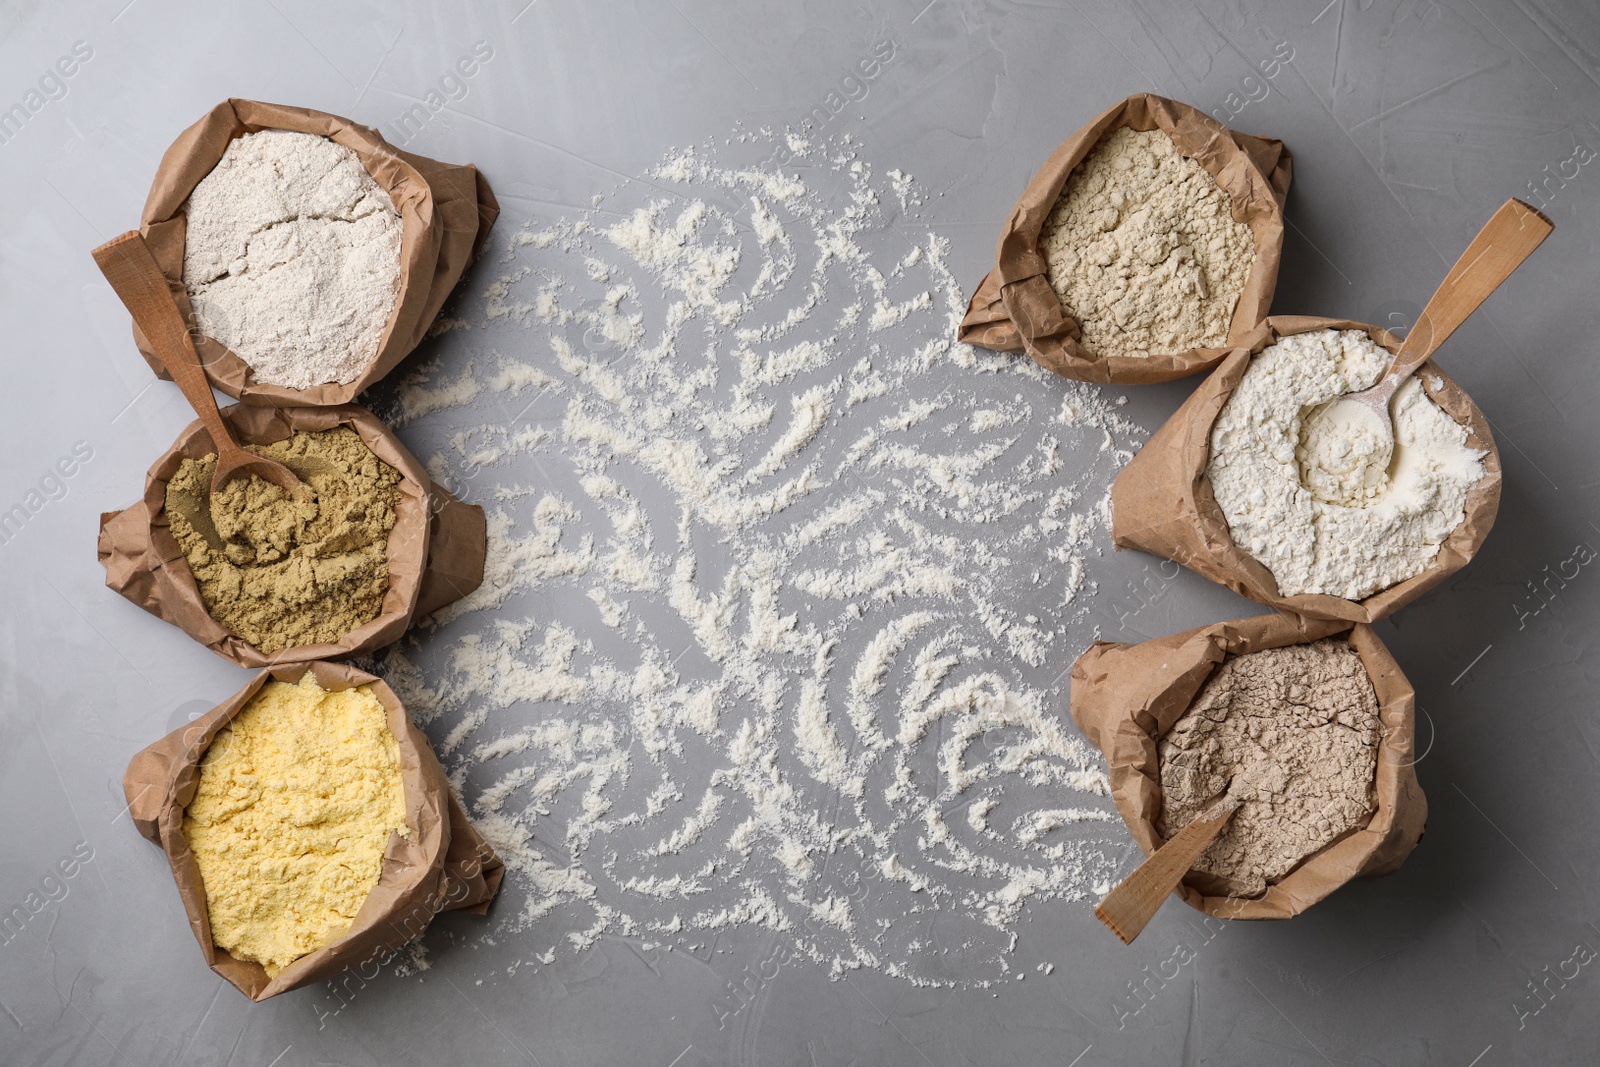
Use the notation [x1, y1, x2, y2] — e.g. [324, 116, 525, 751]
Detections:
[1298, 396, 1396, 506]
[1039, 127, 1255, 359]
[1208, 329, 1485, 600]
[367, 131, 1146, 985]
[183, 129, 403, 390]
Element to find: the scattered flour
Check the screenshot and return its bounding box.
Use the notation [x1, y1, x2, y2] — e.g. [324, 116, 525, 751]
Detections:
[183, 129, 402, 389]
[368, 130, 1147, 986]
[1039, 127, 1254, 359]
[1207, 329, 1485, 600]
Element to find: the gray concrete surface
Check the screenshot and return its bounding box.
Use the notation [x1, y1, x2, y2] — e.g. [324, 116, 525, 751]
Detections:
[4, 0, 1600, 1063]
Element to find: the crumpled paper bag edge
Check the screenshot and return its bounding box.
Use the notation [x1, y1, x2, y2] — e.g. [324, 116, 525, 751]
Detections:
[1069, 613, 1426, 921]
[956, 92, 1292, 384]
[121, 661, 502, 1000]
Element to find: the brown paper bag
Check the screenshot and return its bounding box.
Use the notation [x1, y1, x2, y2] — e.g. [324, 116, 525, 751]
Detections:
[133, 98, 499, 406]
[97, 403, 487, 667]
[123, 661, 504, 1001]
[958, 93, 1292, 384]
[1070, 613, 1426, 920]
[1110, 316, 1502, 623]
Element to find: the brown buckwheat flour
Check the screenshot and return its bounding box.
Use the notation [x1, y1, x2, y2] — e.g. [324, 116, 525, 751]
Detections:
[165, 427, 401, 653]
[1039, 127, 1254, 359]
[1157, 638, 1380, 897]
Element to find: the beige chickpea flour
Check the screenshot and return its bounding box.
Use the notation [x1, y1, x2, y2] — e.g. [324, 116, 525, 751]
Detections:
[1157, 639, 1380, 898]
[182, 673, 409, 976]
[1039, 127, 1255, 358]
[165, 427, 401, 653]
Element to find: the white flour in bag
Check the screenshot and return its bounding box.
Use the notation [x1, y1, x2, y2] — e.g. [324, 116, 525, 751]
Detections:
[183, 130, 403, 390]
[1208, 329, 1485, 600]
[369, 131, 1146, 985]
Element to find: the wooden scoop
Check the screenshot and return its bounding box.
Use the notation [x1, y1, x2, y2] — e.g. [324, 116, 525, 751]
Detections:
[1095, 792, 1239, 945]
[91, 231, 303, 497]
[1300, 199, 1552, 506]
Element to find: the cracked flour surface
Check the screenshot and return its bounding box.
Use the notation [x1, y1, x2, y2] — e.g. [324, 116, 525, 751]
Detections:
[1157, 638, 1381, 898]
[183, 129, 403, 389]
[362, 130, 1146, 987]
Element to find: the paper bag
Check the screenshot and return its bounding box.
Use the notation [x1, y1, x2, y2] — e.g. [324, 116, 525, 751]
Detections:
[1110, 316, 1501, 622]
[133, 98, 498, 406]
[97, 403, 487, 667]
[958, 93, 1291, 384]
[1070, 613, 1426, 920]
[123, 661, 504, 1001]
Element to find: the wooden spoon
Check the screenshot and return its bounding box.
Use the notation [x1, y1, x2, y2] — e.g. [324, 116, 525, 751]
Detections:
[1300, 198, 1552, 506]
[91, 231, 304, 497]
[1094, 793, 1239, 945]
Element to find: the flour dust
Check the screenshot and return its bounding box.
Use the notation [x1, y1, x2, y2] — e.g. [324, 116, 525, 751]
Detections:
[364, 130, 1147, 987]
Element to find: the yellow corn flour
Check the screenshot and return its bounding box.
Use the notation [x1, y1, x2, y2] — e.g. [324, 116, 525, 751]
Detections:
[182, 673, 409, 977]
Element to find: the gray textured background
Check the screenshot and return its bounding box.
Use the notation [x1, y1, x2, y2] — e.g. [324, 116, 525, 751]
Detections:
[4, 0, 1599, 1063]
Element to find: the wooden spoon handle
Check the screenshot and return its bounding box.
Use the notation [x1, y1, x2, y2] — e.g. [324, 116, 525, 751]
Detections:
[1386, 198, 1552, 385]
[92, 231, 247, 464]
[1095, 797, 1238, 945]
